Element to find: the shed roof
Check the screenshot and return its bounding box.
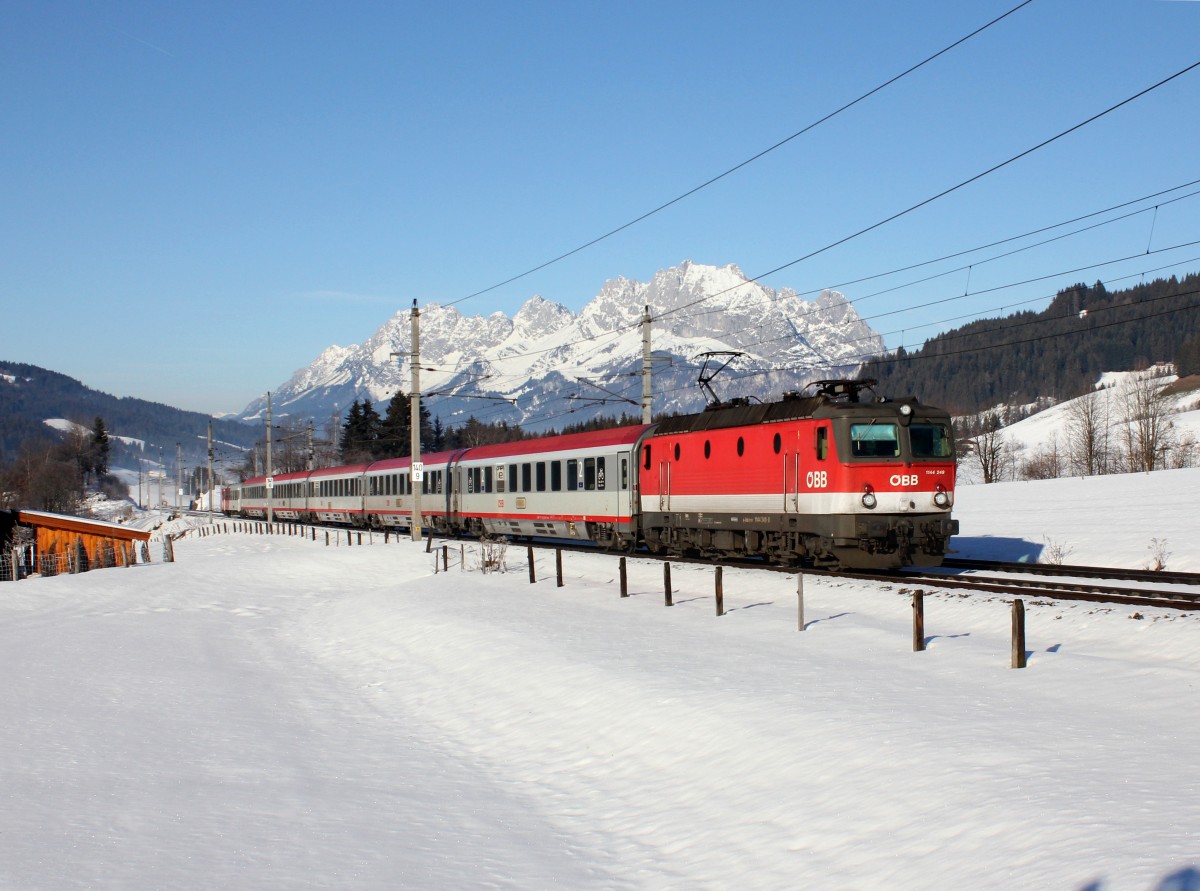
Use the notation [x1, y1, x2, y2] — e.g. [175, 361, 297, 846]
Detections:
[17, 511, 152, 541]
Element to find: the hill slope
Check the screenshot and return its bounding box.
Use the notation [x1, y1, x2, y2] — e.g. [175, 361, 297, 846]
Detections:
[0, 362, 256, 467]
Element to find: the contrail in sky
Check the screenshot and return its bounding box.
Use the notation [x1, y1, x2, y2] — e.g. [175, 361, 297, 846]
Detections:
[111, 27, 174, 57]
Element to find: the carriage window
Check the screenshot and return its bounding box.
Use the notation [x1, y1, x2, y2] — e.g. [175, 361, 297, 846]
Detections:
[816, 427, 828, 461]
[621, 457, 628, 490]
[536, 462, 546, 492]
[522, 463, 532, 492]
[596, 456, 606, 490]
[509, 464, 518, 492]
[484, 466, 493, 493]
[643, 444, 651, 470]
[496, 465, 506, 494]
[551, 461, 562, 491]
[584, 457, 596, 490]
[850, 422, 900, 458]
[567, 459, 579, 491]
[910, 423, 953, 458]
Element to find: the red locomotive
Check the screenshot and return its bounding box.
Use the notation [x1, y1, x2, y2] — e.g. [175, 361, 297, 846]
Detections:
[225, 379, 957, 569]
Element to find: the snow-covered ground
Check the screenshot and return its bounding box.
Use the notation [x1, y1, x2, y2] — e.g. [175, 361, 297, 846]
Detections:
[2, 470, 1198, 890]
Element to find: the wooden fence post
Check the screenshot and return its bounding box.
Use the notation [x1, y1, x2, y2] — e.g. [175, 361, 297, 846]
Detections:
[715, 566, 724, 616]
[442, 544, 449, 573]
[619, 557, 629, 597]
[527, 546, 536, 584]
[664, 562, 673, 606]
[913, 590, 926, 652]
[555, 548, 564, 587]
[797, 573, 805, 631]
[325, 530, 329, 546]
[1011, 599, 1027, 669]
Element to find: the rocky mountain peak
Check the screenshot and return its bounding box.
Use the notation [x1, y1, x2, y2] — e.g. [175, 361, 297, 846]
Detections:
[239, 261, 883, 430]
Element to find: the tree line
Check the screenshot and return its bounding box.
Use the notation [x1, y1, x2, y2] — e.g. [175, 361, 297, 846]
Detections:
[956, 368, 1198, 485]
[0, 416, 120, 513]
[334, 394, 644, 465]
[867, 273, 1200, 414]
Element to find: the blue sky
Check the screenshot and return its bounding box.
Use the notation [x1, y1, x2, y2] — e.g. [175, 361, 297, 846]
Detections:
[3, 0, 1198, 415]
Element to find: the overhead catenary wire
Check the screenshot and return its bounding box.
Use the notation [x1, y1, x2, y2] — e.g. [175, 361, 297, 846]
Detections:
[424, 157, 1200, 401]
[652, 58, 1200, 327]
[417, 199, 1200, 404]
[390, 59, 1200, 431]
[459, 254, 1200, 430]
[445, 0, 1039, 308]
[654, 278, 1200, 399]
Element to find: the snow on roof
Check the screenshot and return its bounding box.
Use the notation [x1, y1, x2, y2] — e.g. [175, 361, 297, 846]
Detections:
[17, 511, 151, 541]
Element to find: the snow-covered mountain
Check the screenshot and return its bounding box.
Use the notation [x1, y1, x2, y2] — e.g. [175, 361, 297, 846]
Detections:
[239, 261, 884, 431]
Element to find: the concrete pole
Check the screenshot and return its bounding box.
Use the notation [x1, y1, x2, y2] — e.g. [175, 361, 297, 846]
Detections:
[266, 392, 274, 525]
[641, 304, 653, 424]
[410, 301, 423, 541]
[207, 420, 215, 524]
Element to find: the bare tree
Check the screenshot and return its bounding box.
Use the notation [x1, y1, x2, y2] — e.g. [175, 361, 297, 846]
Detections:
[1064, 389, 1111, 477]
[1118, 373, 1175, 472]
[1, 439, 85, 513]
[969, 412, 1016, 484]
[1020, 432, 1063, 480]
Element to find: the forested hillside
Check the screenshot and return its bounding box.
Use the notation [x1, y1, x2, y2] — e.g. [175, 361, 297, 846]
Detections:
[0, 362, 256, 466]
[866, 273, 1200, 413]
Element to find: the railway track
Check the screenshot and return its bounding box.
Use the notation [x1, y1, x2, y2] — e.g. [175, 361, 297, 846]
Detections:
[215, 517, 1200, 612]
[509, 540, 1200, 612]
[940, 557, 1200, 588]
[891, 566, 1200, 611]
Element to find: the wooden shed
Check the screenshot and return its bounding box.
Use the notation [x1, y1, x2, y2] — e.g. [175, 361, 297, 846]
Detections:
[15, 510, 152, 575]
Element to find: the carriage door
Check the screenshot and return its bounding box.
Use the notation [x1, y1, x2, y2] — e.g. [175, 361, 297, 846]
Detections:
[616, 453, 632, 522]
[658, 450, 671, 511]
[782, 431, 801, 513]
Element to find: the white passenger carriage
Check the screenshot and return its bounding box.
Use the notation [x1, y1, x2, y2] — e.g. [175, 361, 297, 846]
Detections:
[362, 450, 461, 531]
[450, 426, 648, 548]
[308, 463, 370, 525]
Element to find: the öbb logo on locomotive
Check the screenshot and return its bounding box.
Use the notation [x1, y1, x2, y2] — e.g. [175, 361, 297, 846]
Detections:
[225, 379, 958, 571]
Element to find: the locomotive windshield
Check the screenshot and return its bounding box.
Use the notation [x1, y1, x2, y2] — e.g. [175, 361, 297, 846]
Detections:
[849, 422, 900, 458]
[910, 422, 954, 459]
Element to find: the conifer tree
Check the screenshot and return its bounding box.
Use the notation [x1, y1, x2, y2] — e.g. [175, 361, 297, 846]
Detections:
[88, 416, 110, 476]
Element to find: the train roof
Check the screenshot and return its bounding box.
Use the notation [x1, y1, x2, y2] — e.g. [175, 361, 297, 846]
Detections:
[650, 390, 945, 437]
[650, 396, 828, 436]
[457, 424, 650, 461]
[365, 450, 463, 472]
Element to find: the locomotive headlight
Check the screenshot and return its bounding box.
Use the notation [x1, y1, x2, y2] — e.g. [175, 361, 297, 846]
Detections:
[933, 485, 950, 508]
[861, 484, 877, 510]
[899, 404, 913, 416]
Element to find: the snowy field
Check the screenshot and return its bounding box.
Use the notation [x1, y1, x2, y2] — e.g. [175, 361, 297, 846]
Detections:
[2, 471, 1199, 889]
